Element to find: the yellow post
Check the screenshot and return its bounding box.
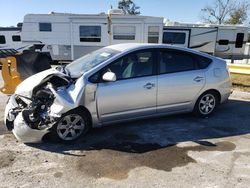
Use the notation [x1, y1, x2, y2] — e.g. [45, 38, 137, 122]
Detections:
[0, 56, 22, 95]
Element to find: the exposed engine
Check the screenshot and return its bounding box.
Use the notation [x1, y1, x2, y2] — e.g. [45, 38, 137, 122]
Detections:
[9, 74, 72, 130]
[22, 87, 55, 130]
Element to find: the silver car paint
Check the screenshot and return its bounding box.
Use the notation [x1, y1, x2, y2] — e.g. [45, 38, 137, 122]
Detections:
[97, 75, 157, 123]
[4, 43, 232, 143]
[83, 44, 231, 125]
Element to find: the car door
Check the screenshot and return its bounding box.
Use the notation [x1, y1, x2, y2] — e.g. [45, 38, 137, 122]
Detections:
[96, 49, 157, 123]
[157, 49, 206, 113]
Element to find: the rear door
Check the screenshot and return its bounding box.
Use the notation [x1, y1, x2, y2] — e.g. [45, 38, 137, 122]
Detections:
[157, 49, 206, 113]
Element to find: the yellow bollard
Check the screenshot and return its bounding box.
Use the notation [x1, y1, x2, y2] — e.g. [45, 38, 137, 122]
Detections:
[0, 57, 22, 95]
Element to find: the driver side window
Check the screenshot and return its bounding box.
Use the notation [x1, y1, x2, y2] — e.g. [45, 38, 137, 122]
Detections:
[105, 50, 154, 80]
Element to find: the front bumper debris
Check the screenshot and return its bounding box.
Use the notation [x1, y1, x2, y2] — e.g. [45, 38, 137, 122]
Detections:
[4, 94, 50, 143]
[12, 113, 49, 143]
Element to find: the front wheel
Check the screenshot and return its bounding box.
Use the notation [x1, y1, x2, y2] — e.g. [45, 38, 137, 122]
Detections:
[193, 91, 219, 117]
[50, 110, 90, 143]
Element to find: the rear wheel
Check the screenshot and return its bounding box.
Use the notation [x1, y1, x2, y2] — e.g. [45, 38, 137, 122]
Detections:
[50, 110, 90, 143]
[193, 91, 219, 117]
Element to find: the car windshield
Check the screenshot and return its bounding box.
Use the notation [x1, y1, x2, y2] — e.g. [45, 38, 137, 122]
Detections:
[65, 47, 120, 78]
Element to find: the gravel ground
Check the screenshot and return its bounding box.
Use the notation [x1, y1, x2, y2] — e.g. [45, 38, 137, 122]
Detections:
[0, 90, 250, 188]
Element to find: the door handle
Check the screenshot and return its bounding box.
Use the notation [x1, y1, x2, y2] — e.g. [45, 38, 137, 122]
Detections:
[193, 76, 204, 82]
[143, 83, 155, 89]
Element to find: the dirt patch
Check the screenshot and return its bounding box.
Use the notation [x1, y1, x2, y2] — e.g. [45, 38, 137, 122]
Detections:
[54, 172, 63, 178]
[75, 141, 236, 180]
[0, 151, 16, 168]
[0, 120, 9, 136]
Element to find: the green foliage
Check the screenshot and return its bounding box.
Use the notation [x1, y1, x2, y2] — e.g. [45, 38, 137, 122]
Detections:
[201, 0, 249, 25]
[118, 0, 140, 15]
[225, 2, 249, 24]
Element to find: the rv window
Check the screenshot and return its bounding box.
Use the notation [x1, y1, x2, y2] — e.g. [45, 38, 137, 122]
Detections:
[39, 23, 52, 32]
[113, 26, 135, 40]
[79, 26, 101, 42]
[0, 35, 6, 44]
[235, 33, 244, 48]
[12, 35, 21, 42]
[218, 40, 229, 45]
[162, 32, 186, 44]
[148, 26, 159, 43]
[159, 50, 195, 74]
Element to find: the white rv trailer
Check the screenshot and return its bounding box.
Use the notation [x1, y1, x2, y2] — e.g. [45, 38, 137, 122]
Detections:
[163, 22, 249, 60]
[21, 10, 164, 61]
[20, 11, 249, 61]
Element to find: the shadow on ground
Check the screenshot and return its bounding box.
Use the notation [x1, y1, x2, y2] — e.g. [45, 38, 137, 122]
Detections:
[27, 99, 250, 179]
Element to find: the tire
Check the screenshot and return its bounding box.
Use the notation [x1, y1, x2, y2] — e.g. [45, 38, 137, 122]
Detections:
[50, 109, 90, 143]
[193, 91, 219, 117]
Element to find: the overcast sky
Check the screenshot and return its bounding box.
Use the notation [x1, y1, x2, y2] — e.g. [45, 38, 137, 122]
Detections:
[0, 0, 249, 27]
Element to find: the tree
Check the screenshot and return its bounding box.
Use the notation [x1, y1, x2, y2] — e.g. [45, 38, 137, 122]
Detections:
[118, 0, 140, 15]
[225, 2, 249, 24]
[201, 0, 249, 24]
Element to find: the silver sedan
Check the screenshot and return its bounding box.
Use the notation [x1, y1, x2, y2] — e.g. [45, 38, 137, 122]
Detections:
[4, 43, 232, 143]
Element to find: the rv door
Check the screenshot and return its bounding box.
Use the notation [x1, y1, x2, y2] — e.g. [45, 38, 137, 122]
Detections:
[162, 30, 190, 47]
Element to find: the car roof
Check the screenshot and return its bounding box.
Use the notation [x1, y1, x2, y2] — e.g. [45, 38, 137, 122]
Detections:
[106, 43, 215, 59]
[106, 43, 157, 52]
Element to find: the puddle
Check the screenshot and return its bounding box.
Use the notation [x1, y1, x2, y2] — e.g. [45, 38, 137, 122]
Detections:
[212, 126, 239, 133]
[75, 141, 236, 180]
[113, 133, 140, 141]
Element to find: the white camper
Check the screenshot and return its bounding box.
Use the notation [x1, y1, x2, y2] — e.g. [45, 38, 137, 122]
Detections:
[20, 11, 249, 62]
[0, 27, 25, 51]
[163, 22, 249, 60]
[21, 11, 164, 61]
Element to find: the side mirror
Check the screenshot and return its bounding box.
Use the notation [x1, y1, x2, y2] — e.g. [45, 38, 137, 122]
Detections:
[102, 72, 116, 82]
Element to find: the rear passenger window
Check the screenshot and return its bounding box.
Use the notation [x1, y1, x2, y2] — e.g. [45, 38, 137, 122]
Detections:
[160, 51, 195, 74]
[0, 35, 6, 44]
[195, 55, 212, 69]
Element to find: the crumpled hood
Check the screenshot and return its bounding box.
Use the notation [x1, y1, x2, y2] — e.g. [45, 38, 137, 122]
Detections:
[15, 68, 64, 97]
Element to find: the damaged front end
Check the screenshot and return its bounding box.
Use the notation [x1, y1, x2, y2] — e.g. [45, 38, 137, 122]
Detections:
[4, 68, 77, 143]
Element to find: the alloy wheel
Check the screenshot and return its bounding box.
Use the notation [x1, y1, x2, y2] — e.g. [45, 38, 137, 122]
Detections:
[57, 114, 85, 141]
[198, 94, 216, 115]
